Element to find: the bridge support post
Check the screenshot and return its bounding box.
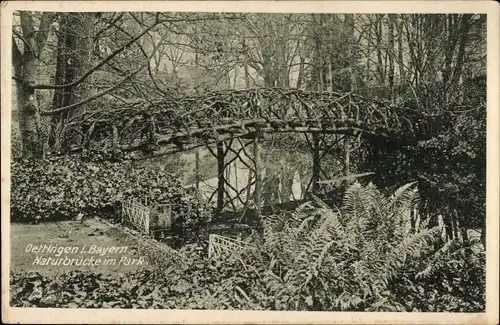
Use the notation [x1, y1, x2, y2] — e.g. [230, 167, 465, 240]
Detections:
[215, 141, 225, 216]
[253, 136, 262, 218]
[343, 135, 351, 189]
[195, 147, 201, 198]
[111, 124, 118, 161]
[311, 133, 321, 194]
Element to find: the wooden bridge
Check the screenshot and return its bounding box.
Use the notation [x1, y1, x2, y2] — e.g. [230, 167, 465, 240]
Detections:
[70, 87, 424, 216]
[75, 88, 419, 155]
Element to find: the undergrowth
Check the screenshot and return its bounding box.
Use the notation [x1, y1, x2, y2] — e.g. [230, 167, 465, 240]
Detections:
[10, 152, 211, 245]
[10, 182, 485, 311]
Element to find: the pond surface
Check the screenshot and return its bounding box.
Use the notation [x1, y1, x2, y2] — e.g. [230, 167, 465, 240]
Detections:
[138, 139, 343, 211]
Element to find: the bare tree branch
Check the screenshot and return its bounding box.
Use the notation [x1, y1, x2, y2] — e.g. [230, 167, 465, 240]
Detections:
[107, 13, 171, 97]
[40, 64, 146, 116]
[33, 17, 164, 90]
[94, 12, 124, 40]
[12, 29, 32, 53]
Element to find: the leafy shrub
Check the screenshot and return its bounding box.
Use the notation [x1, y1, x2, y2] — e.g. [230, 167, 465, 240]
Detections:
[391, 240, 485, 312]
[361, 103, 486, 242]
[10, 153, 210, 245]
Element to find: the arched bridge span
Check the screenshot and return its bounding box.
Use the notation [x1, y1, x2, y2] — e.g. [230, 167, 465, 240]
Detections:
[74, 87, 419, 158]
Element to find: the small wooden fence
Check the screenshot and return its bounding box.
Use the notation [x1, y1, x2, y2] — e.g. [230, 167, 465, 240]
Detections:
[208, 234, 256, 258]
[122, 199, 151, 234]
[121, 199, 172, 236]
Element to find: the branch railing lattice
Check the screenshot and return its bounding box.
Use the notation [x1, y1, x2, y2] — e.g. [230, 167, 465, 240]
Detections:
[68, 88, 422, 157]
[121, 199, 151, 235]
[121, 199, 173, 235]
[208, 234, 257, 258]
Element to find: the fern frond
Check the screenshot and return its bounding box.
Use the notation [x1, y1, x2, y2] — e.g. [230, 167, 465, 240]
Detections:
[376, 182, 414, 215]
[402, 225, 442, 259]
[415, 238, 459, 279]
[315, 240, 335, 270]
[391, 182, 418, 204]
[343, 182, 377, 234]
[294, 201, 315, 218]
[294, 215, 316, 238]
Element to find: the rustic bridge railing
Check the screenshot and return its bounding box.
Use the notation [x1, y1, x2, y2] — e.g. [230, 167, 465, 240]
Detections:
[72, 87, 420, 158]
[121, 199, 151, 234]
[121, 199, 173, 236]
[208, 234, 256, 258]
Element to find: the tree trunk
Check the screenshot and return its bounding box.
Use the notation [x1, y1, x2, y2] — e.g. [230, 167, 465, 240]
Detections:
[14, 12, 54, 159]
[51, 13, 94, 150]
[216, 141, 225, 216]
[17, 61, 42, 158]
[344, 14, 355, 92]
[262, 52, 275, 87]
[244, 60, 250, 88]
[327, 56, 333, 92]
[388, 15, 395, 102]
[242, 34, 250, 88]
[311, 134, 321, 193]
[296, 56, 305, 89]
[375, 16, 385, 86]
[480, 219, 486, 249]
[342, 136, 351, 190]
[442, 15, 454, 91]
[453, 14, 472, 104]
[195, 148, 201, 198]
[312, 14, 324, 91]
[253, 137, 262, 218]
[342, 15, 355, 189]
[396, 15, 406, 86]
